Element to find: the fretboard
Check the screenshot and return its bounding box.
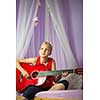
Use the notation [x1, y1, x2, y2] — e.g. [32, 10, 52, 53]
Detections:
[38, 69, 74, 76]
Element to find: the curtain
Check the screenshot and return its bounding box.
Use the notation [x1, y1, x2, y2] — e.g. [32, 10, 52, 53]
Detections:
[16, 0, 40, 59]
[16, 0, 83, 69]
[45, 0, 77, 69]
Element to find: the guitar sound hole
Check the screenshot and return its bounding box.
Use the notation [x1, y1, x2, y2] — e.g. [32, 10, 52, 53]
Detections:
[32, 72, 38, 78]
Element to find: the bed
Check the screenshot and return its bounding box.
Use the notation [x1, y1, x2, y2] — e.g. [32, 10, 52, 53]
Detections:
[34, 90, 83, 100]
[33, 73, 83, 100]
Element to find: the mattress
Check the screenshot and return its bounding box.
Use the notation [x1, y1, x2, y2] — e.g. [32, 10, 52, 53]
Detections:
[35, 90, 83, 100]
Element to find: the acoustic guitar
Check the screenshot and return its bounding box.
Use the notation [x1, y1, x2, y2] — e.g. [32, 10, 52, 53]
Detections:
[16, 62, 82, 92]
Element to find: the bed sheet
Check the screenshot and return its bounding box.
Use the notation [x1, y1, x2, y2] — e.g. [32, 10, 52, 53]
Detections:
[35, 90, 83, 99]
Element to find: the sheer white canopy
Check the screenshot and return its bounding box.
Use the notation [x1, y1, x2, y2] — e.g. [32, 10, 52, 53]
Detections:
[16, 0, 83, 69]
[16, 0, 40, 59]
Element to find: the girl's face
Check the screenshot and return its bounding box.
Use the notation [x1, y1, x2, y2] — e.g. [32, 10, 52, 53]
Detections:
[39, 44, 51, 58]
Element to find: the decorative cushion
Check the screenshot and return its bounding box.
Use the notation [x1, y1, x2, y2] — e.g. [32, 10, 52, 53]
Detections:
[60, 73, 83, 90]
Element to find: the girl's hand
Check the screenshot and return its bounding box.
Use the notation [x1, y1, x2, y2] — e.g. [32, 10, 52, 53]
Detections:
[55, 72, 69, 82]
[21, 69, 30, 79]
[62, 72, 69, 77]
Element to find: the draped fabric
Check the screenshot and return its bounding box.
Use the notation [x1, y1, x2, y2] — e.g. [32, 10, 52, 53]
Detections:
[16, 0, 40, 59]
[16, 0, 83, 69]
[45, 0, 77, 68]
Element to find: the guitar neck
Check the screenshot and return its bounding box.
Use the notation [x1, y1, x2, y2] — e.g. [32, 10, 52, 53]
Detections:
[38, 69, 74, 77]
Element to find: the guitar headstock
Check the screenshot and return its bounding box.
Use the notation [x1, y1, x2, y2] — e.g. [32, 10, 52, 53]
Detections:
[74, 68, 83, 75]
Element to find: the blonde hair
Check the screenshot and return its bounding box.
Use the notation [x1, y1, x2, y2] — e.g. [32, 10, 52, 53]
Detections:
[40, 41, 53, 55]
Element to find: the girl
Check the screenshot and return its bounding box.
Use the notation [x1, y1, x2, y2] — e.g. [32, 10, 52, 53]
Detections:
[16, 41, 69, 100]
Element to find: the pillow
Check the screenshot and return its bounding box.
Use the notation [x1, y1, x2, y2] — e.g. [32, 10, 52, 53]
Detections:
[60, 73, 83, 90]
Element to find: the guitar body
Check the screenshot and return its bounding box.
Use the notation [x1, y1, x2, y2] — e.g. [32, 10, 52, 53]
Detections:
[16, 63, 55, 92]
